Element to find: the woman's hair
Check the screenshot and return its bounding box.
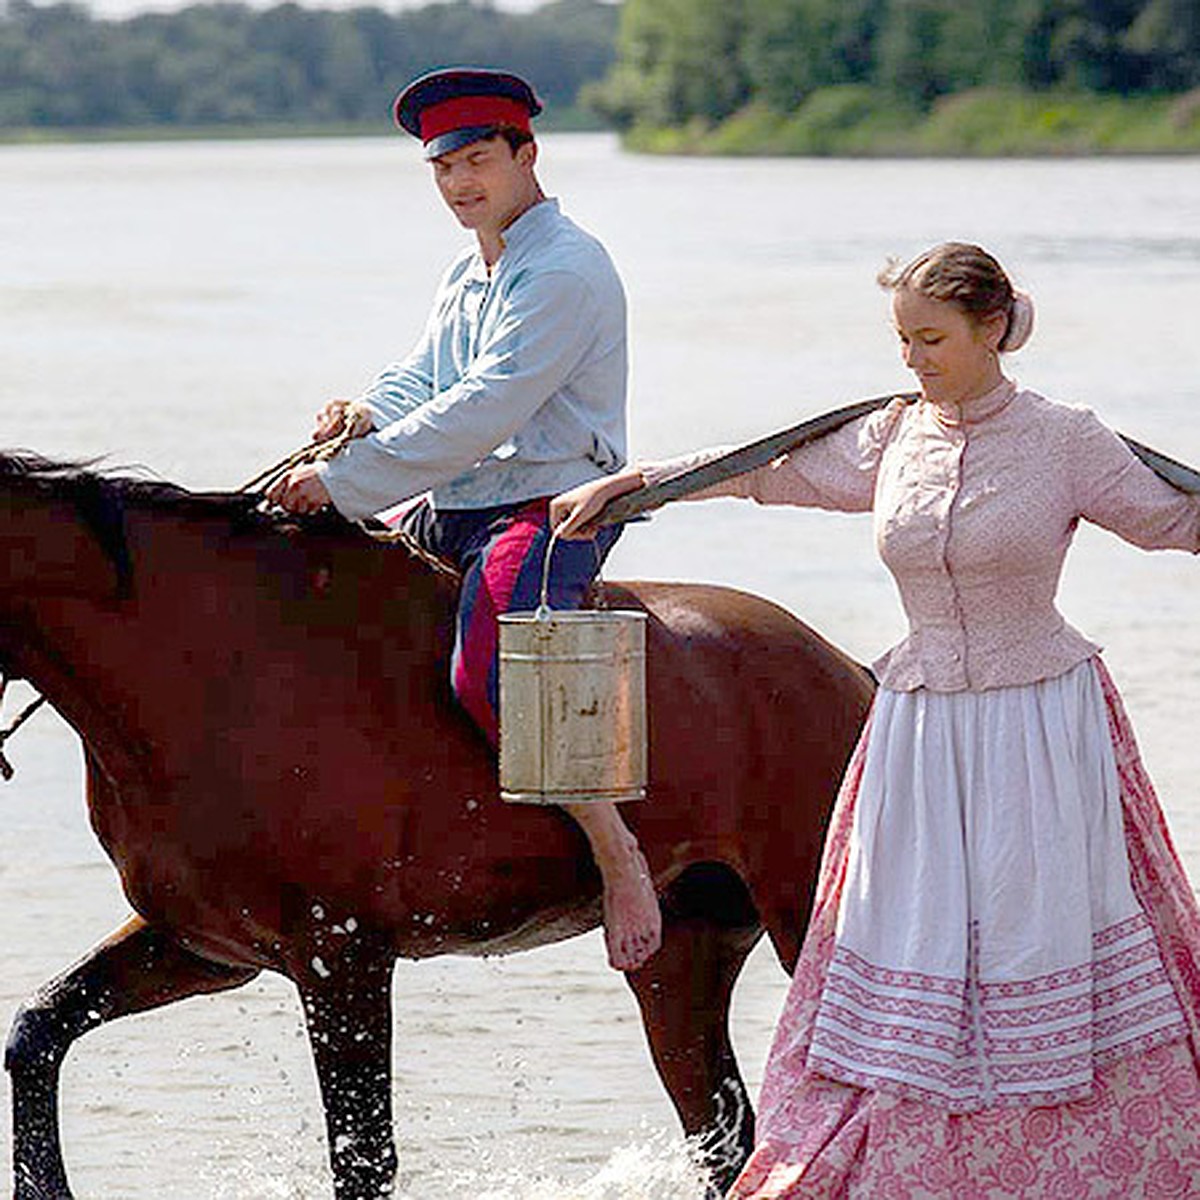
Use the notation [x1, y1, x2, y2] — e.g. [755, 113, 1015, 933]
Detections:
[878, 242, 1034, 352]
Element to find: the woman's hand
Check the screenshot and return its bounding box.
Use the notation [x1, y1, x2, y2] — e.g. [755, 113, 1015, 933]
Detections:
[551, 469, 645, 540]
[313, 399, 373, 443]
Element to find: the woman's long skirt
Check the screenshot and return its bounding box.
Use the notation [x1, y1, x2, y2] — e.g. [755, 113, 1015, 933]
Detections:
[729, 659, 1200, 1198]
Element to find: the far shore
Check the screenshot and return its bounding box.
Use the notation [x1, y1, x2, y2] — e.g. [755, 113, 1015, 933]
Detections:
[0, 108, 607, 148]
[5, 88, 1200, 157]
[623, 86, 1200, 158]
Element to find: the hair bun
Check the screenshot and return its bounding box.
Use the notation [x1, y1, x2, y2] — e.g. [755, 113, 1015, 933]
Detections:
[1001, 290, 1035, 352]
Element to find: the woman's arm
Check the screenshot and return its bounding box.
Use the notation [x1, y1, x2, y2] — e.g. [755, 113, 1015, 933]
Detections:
[551, 398, 908, 538]
[1071, 406, 1200, 553]
[551, 467, 647, 539]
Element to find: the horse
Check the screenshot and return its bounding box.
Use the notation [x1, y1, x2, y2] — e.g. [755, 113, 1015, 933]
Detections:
[0, 451, 874, 1199]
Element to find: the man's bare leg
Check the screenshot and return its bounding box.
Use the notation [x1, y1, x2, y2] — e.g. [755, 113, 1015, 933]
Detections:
[563, 801, 662, 971]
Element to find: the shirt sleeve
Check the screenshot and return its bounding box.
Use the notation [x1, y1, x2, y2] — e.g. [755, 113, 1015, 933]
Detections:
[640, 399, 904, 514]
[1070, 406, 1200, 553]
[354, 258, 466, 427]
[355, 322, 436, 428]
[321, 267, 598, 520]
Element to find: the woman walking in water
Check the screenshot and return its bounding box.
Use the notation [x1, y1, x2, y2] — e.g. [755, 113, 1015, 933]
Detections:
[553, 242, 1200, 1196]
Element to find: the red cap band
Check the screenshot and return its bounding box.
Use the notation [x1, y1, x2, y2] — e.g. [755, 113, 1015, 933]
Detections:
[419, 95, 532, 143]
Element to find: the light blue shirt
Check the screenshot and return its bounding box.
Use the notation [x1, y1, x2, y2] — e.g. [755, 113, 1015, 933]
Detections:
[321, 199, 627, 519]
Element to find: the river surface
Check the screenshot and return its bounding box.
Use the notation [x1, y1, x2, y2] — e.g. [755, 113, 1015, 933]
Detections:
[2, 134, 1199, 1198]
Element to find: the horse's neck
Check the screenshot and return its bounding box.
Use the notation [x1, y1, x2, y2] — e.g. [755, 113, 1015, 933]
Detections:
[10, 507, 455, 756]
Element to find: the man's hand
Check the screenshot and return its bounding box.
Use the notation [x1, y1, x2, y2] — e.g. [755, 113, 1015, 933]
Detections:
[266, 463, 334, 514]
[313, 399, 373, 443]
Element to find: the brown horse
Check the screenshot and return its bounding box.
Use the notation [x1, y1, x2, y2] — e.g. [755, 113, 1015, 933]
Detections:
[0, 451, 873, 1199]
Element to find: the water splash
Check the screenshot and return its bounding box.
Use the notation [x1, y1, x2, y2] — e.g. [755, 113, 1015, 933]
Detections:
[195, 1128, 711, 1199]
[395, 1128, 711, 1199]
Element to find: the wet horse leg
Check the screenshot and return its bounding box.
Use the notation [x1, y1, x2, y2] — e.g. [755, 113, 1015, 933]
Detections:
[5, 914, 260, 1200]
[624, 899, 761, 1197]
[295, 945, 396, 1199]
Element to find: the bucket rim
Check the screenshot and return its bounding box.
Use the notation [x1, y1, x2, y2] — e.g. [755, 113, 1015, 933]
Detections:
[501, 787, 647, 805]
[498, 608, 647, 624]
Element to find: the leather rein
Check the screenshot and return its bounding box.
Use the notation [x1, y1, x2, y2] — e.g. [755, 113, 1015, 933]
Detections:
[0, 671, 48, 782]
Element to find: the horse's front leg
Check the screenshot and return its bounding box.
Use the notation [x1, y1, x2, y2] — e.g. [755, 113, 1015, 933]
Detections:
[295, 940, 397, 1199]
[5, 914, 259, 1200]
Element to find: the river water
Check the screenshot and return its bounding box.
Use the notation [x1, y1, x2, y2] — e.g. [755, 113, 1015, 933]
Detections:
[2, 134, 1199, 1198]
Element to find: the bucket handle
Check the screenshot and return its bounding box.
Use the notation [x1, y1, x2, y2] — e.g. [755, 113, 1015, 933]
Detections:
[536, 524, 604, 622]
[536, 527, 563, 621]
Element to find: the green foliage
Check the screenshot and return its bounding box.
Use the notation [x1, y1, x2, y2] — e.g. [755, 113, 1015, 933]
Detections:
[596, 0, 1200, 143]
[626, 85, 1200, 156]
[913, 85, 1200, 153]
[0, 0, 619, 131]
[739, 0, 886, 109]
[585, 0, 749, 128]
[9, 0, 1200, 148]
[777, 83, 914, 152]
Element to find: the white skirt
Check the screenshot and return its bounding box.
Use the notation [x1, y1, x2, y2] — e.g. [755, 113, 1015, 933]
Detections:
[806, 659, 1187, 1111]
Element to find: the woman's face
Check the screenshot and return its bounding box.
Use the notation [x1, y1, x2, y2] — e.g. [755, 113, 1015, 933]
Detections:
[892, 287, 1006, 408]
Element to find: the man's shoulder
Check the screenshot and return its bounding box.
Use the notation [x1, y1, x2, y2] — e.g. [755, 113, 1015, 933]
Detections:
[515, 208, 622, 294]
[544, 207, 611, 256]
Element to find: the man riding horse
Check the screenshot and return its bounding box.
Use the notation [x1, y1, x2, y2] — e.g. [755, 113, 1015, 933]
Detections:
[266, 67, 661, 973]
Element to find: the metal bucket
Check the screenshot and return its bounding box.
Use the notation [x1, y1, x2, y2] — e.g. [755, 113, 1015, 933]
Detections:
[499, 607, 647, 805]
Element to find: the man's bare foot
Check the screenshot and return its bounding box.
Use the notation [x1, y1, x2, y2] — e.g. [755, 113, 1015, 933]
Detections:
[562, 800, 662, 972]
[602, 847, 662, 972]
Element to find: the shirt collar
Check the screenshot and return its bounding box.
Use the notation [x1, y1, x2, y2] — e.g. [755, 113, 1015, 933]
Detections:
[929, 377, 1017, 428]
[465, 198, 557, 283]
[497, 196, 559, 260]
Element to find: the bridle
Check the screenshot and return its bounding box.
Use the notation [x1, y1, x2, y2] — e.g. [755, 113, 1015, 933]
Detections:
[0, 669, 47, 782]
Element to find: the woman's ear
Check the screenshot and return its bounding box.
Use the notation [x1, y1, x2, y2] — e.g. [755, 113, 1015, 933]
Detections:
[981, 309, 1008, 353]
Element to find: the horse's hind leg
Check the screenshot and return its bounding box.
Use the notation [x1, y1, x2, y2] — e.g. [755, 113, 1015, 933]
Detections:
[624, 863, 762, 1198]
[5, 914, 259, 1200]
[294, 942, 396, 1199]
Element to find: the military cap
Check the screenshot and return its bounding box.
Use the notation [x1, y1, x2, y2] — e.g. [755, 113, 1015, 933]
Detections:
[393, 68, 543, 160]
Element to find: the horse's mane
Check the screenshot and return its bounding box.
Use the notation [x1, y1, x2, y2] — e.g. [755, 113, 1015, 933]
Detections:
[1, 451, 461, 595]
[1, 451, 266, 515]
[0, 449, 375, 529]
[0, 450, 386, 597]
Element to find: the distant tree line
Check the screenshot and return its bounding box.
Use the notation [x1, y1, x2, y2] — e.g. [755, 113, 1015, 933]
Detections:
[0, 0, 618, 129]
[590, 0, 1200, 130]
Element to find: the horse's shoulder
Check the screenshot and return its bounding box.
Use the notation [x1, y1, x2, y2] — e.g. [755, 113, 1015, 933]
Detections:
[606, 578, 787, 619]
[603, 579, 874, 706]
[603, 579, 835, 650]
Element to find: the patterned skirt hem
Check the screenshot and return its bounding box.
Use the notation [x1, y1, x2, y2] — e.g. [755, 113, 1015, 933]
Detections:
[805, 1017, 1190, 1113]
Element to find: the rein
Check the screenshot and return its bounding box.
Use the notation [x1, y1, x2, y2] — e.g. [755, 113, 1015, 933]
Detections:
[0, 673, 48, 783]
[238, 422, 461, 569]
[239, 419, 364, 496]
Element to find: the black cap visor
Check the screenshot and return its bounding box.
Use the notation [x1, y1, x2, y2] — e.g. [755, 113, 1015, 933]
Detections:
[424, 125, 501, 160]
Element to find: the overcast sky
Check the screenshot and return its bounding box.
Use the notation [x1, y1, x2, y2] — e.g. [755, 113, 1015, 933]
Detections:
[88, 0, 555, 19]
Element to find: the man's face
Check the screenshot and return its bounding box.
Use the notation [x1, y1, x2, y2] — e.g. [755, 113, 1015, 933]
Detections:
[431, 135, 539, 237]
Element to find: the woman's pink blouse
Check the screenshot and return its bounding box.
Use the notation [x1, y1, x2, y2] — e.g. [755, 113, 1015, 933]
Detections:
[643, 381, 1200, 692]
